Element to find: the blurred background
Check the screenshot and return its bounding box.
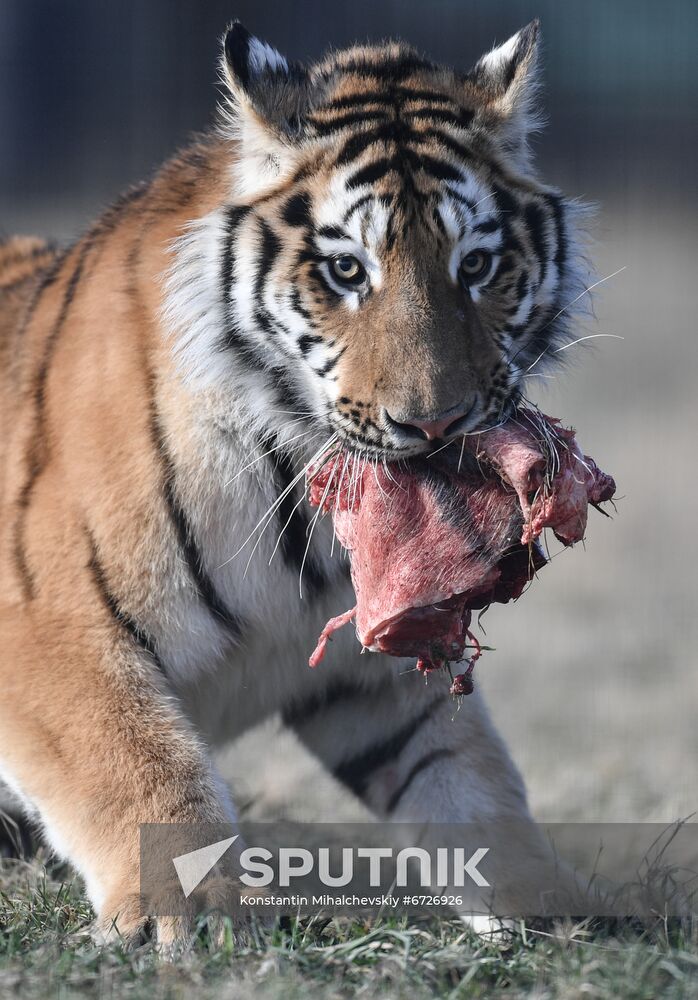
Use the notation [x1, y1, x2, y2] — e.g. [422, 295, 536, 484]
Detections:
[1, 0, 696, 823]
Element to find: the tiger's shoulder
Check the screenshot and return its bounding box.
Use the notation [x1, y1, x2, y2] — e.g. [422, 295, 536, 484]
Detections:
[0, 135, 229, 392]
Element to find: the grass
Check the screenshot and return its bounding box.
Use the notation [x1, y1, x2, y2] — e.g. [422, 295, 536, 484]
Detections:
[2, 858, 698, 999]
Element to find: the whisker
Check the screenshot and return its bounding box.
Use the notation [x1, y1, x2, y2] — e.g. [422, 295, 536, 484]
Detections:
[539, 266, 627, 335]
[218, 433, 338, 570]
[266, 408, 316, 416]
[267, 491, 312, 567]
[298, 472, 334, 598]
[457, 434, 467, 473]
[242, 436, 337, 578]
[225, 427, 319, 486]
[330, 452, 351, 558]
[523, 332, 624, 376]
[427, 438, 455, 459]
[553, 333, 625, 355]
[504, 265, 627, 377]
[471, 192, 497, 210]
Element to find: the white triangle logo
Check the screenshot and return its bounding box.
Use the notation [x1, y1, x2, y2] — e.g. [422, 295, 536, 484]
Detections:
[172, 835, 239, 898]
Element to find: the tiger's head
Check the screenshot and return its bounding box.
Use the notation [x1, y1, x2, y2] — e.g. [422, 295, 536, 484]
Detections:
[168, 22, 589, 458]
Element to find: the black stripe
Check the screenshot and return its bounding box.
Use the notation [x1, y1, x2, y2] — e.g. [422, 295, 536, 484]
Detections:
[333, 696, 445, 799]
[317, 225, 348, 241]
[87, 530, 165, 673]
[13, 241, 91, 599]
[150, 409, 243, 639]
[472, 218, 500, 235]
[385, 206, 399, 250]
[16, 248, 68, 341]
[297, 333, 323, 356]
[492, 183, 520, 218]
[271, 366, 310, 416]
[414, 128, 475, 166]
[411, 150, 464, 183]
[309, 109, 389, 135]
[255, 221, 282, 301]
[523, 202, 549, 286]
[308, 262, 343, 299]
[254, 308, 275, 337]
[270, 310, 297, 343]
[289, 286, 313, 323]
[0, 271, 52, 295]
[220, 208, 263, 366]
[405, 107, 475, 129]
[251, 222, 285, 341]
[36, 245, 90, 408]
[516, 271, 528, 300]
[546, 193, 567, 274]
[314, 91, 390, 112]
[507, 306, 539, 340]
[346, 157, 401, 189]
[0, 239, 57, 273]
[431, 205, 447, 237]
[91, 183, 149, 239]
[387, 748, 456, 812]
[444, 187, 475, 212]
[282, 678, 381, 729]
[396, 87, 460, 106]
[263, 436, 326, 597]
[336, 122, 473, 176]
[221, 205, 250, 301]
[318, 344, 346, 377]
[334, 121, 412, 166]
[494, 254, 516, 281]
[321, 56, 436, 83]
[297, 242, 324, 266]
[221, 320, 267, 367]
[342, 194, 374, 224]
[282, 192, 312, 228]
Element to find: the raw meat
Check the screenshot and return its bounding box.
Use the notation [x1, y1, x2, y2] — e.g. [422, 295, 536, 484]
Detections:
[308, 408, 615, 678]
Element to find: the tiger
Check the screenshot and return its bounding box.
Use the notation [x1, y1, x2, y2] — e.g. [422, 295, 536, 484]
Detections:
[0, 20, 591, 944]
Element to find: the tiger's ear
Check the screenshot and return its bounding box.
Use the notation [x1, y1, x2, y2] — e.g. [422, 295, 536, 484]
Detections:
[469, 21, 542, 170]
[220, 23, 310, 196]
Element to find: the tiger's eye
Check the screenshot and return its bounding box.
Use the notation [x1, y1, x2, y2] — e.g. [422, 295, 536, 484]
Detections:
[459, 250, 492, 285]
[331, 254, 366, 285]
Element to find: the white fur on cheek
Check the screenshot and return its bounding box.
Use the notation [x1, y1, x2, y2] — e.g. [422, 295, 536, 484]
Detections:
[163, 209, 231, 388]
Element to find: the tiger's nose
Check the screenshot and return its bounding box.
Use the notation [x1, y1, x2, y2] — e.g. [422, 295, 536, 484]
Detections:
[383, 401, 475, 442]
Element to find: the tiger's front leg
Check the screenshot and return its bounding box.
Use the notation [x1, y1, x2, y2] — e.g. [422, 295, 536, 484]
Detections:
[286, 658, 585, 918]
[0, 606, 238, 948]
[373, 686, 585, 918]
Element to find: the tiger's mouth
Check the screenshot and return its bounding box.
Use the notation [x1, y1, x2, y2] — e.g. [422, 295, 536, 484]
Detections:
[328, 407, 517, 463]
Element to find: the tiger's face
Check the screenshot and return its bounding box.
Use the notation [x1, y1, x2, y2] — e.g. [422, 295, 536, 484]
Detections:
[169, 22, 588, 460]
